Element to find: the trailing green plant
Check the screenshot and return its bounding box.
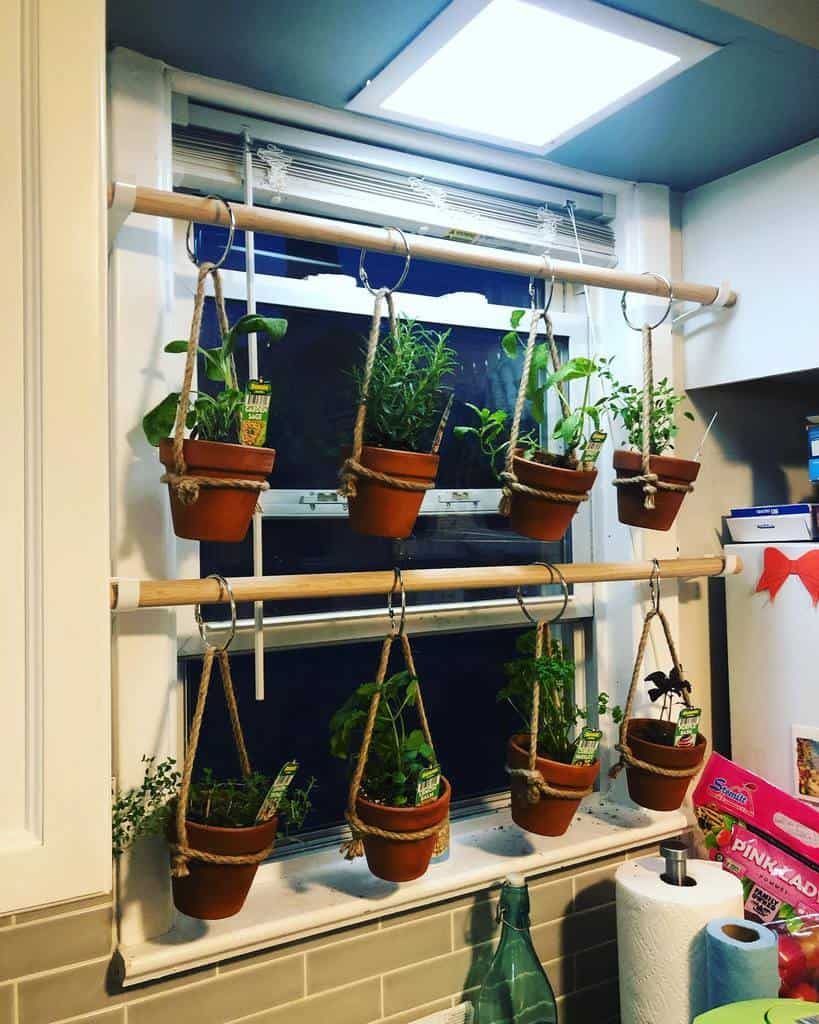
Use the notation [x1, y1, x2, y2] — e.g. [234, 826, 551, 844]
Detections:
[501, 310, 608, 468]
[329, 670, 438, 807]
[598, 356, 694, 456]
[453, 404, 538, 481]
[498, 631, 622, 764]
[352, 318, 457, 453]
[142, 313, 288, 447]
[112, 756, 315, 855]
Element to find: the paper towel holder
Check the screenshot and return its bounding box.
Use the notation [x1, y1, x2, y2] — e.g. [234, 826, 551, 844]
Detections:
[660, 840, 697, 887]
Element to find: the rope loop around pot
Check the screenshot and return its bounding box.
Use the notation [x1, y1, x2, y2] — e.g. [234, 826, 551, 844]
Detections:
[164, 259, 270, 506]
[339, 576, 446, 861]
[609, 577, 699, 783]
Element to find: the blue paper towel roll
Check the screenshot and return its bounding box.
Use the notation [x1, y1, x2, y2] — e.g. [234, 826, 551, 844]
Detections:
[705, 917, 780, 1010]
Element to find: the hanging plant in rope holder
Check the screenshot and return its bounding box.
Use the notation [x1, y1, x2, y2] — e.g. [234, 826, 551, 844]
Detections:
[169, 576, 278, 920]
[339, 229, 455, 538]
[144, 198, 285, 543]
[609, 562, 707, 812]
[499, 272, 597, 542]
[331, 572, 450, 882]
[612, 274, 699, 532]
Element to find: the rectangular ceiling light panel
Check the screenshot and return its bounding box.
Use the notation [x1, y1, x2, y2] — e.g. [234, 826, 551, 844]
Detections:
[347, 0, 718, 153]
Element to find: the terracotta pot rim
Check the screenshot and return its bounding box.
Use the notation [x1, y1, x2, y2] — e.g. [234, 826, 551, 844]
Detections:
[626, 718, 707, 755]
[613, 448, 699, 478]
[512, 454, 597, 479]
[359, 444, 438, 461]
[508, 733, 599, 774]
[356, 776, 451, 816]
[182, 816, 278, 837]
[160, 437, 275, 458]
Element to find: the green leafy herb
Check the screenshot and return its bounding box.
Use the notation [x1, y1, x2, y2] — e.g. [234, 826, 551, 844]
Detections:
[142, 313, 288, 446]
[111, 756, 315, 854]
[598, 356, 694, 456]
[498, 632, 622, 764]
[352, 318, 457, 453]
[329, 670, 438, 807]
[454, 403, 538, 481]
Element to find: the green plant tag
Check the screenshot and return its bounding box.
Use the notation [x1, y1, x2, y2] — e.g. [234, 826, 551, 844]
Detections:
[571, 727, 603, 765]
[583, 430, 608, 466]
[674, 707, 701, 748]
[256, 761, 298, 822]
[240, 379, 272, 447]
[415, 764, 441, 806]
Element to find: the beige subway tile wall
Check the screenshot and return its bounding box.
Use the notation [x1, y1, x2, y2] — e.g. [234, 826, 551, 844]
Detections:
[0, 846, 666, 1024]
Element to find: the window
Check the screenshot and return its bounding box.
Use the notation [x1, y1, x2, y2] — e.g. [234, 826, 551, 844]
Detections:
[181, 225, 595, 838]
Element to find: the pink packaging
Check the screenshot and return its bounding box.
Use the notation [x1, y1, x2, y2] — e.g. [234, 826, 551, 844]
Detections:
[694, 753, 819, 1000]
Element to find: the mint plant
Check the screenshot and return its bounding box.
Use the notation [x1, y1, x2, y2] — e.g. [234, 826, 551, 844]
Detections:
[499, 632, 621, 764]
[142, 313, 288, 446]
[330, 670, 438, 807]
[454, 404, 538, 481]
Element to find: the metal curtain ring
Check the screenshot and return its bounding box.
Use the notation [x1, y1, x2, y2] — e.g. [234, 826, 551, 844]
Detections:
[194, 574, 238, 652]
[359, 227, 411, 296]
[621, 272, 673, 332]
[185, 195, 236, 270]
[515, 562, 570, 627]
[649, 558, 661, 613]
[527, 258, 556, 314]
[387, 567, 407, 635]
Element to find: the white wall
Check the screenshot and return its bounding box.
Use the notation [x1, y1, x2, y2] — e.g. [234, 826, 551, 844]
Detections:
[682, 137, 819, 389]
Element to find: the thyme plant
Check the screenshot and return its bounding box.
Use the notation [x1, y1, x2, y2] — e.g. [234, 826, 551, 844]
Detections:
[329, 670, 438, 807]
[112, 756, 315, 855]
[352, 318, 457, 452]
[499, 632, 622, 764]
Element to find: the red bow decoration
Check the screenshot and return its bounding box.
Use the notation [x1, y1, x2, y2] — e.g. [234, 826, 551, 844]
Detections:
[755, 547, 819, 605]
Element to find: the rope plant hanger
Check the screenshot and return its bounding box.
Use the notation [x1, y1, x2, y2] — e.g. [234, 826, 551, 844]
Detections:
[340, 570, 447, 861]
[609, 562, 699, 784]
[505, 565, 595, 804]
[499, 267, 589, 517]
[613, 274, 693, 511]
[338, 229, 434, 500]
[170, 576, 273, 877]
[162, 199, 270, 507]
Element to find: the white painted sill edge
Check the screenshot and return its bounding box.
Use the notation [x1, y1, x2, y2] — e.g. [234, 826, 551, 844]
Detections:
[117, 795, 688, 986]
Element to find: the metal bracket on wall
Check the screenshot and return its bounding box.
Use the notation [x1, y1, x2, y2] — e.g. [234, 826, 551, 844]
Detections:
[107, 181, 137, 253]
[672, 280, 733, 327]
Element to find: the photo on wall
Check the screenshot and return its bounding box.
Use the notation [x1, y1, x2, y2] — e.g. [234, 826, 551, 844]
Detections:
[792, 724, 819, 804]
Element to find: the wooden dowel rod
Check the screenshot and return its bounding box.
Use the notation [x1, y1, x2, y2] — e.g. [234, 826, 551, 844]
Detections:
[109, 185, 736, 308]
[110, 556, 741, 610]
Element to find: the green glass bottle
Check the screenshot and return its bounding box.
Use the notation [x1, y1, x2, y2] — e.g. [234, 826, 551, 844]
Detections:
[474, 874, 558, 1024]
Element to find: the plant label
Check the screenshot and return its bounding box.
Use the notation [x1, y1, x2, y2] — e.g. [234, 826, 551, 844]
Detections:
[583, 430, 608, 466]
[240, 379, 271, 447]
[415, 764, 441, 806]
[674, 707, 701, 748]
[572, 727, 603, 765]
[256, 760, 298, 822]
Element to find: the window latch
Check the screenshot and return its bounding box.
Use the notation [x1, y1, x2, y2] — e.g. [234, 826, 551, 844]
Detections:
[437, 490, 480, 509]
[298, 491, 348, 511]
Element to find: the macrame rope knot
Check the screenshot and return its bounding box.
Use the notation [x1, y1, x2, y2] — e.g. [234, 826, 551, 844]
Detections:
[506, 766, 592, 803]
[339, 457, 433, 496]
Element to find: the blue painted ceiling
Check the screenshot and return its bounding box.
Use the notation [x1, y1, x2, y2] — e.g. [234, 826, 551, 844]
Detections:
[107, 0, 819, 191]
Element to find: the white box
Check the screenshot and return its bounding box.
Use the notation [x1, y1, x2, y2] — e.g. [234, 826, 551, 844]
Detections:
[726, 506, 817, 542]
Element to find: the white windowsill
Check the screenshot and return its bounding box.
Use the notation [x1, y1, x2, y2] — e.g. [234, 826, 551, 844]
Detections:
[117, 795, 687, 986]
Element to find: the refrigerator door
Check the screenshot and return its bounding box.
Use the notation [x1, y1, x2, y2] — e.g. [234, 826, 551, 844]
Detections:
[726, 542, 819, 794]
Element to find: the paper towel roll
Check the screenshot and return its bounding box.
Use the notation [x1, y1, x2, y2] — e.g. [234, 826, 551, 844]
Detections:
[705, 917, 780, 1010]
[616, 856, 743, 1024]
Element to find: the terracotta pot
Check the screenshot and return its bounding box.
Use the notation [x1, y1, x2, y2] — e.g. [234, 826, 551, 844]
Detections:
[508, 456, 597, 542]
[346, 445, 439, 539]
[507, 734, 599, 837]
[625, 718, 707, 811]
[159, 438, 275, 543]
[170, 816, 277, 920]
[355, 777, 450, 882]
[613, 450, 699, 532]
